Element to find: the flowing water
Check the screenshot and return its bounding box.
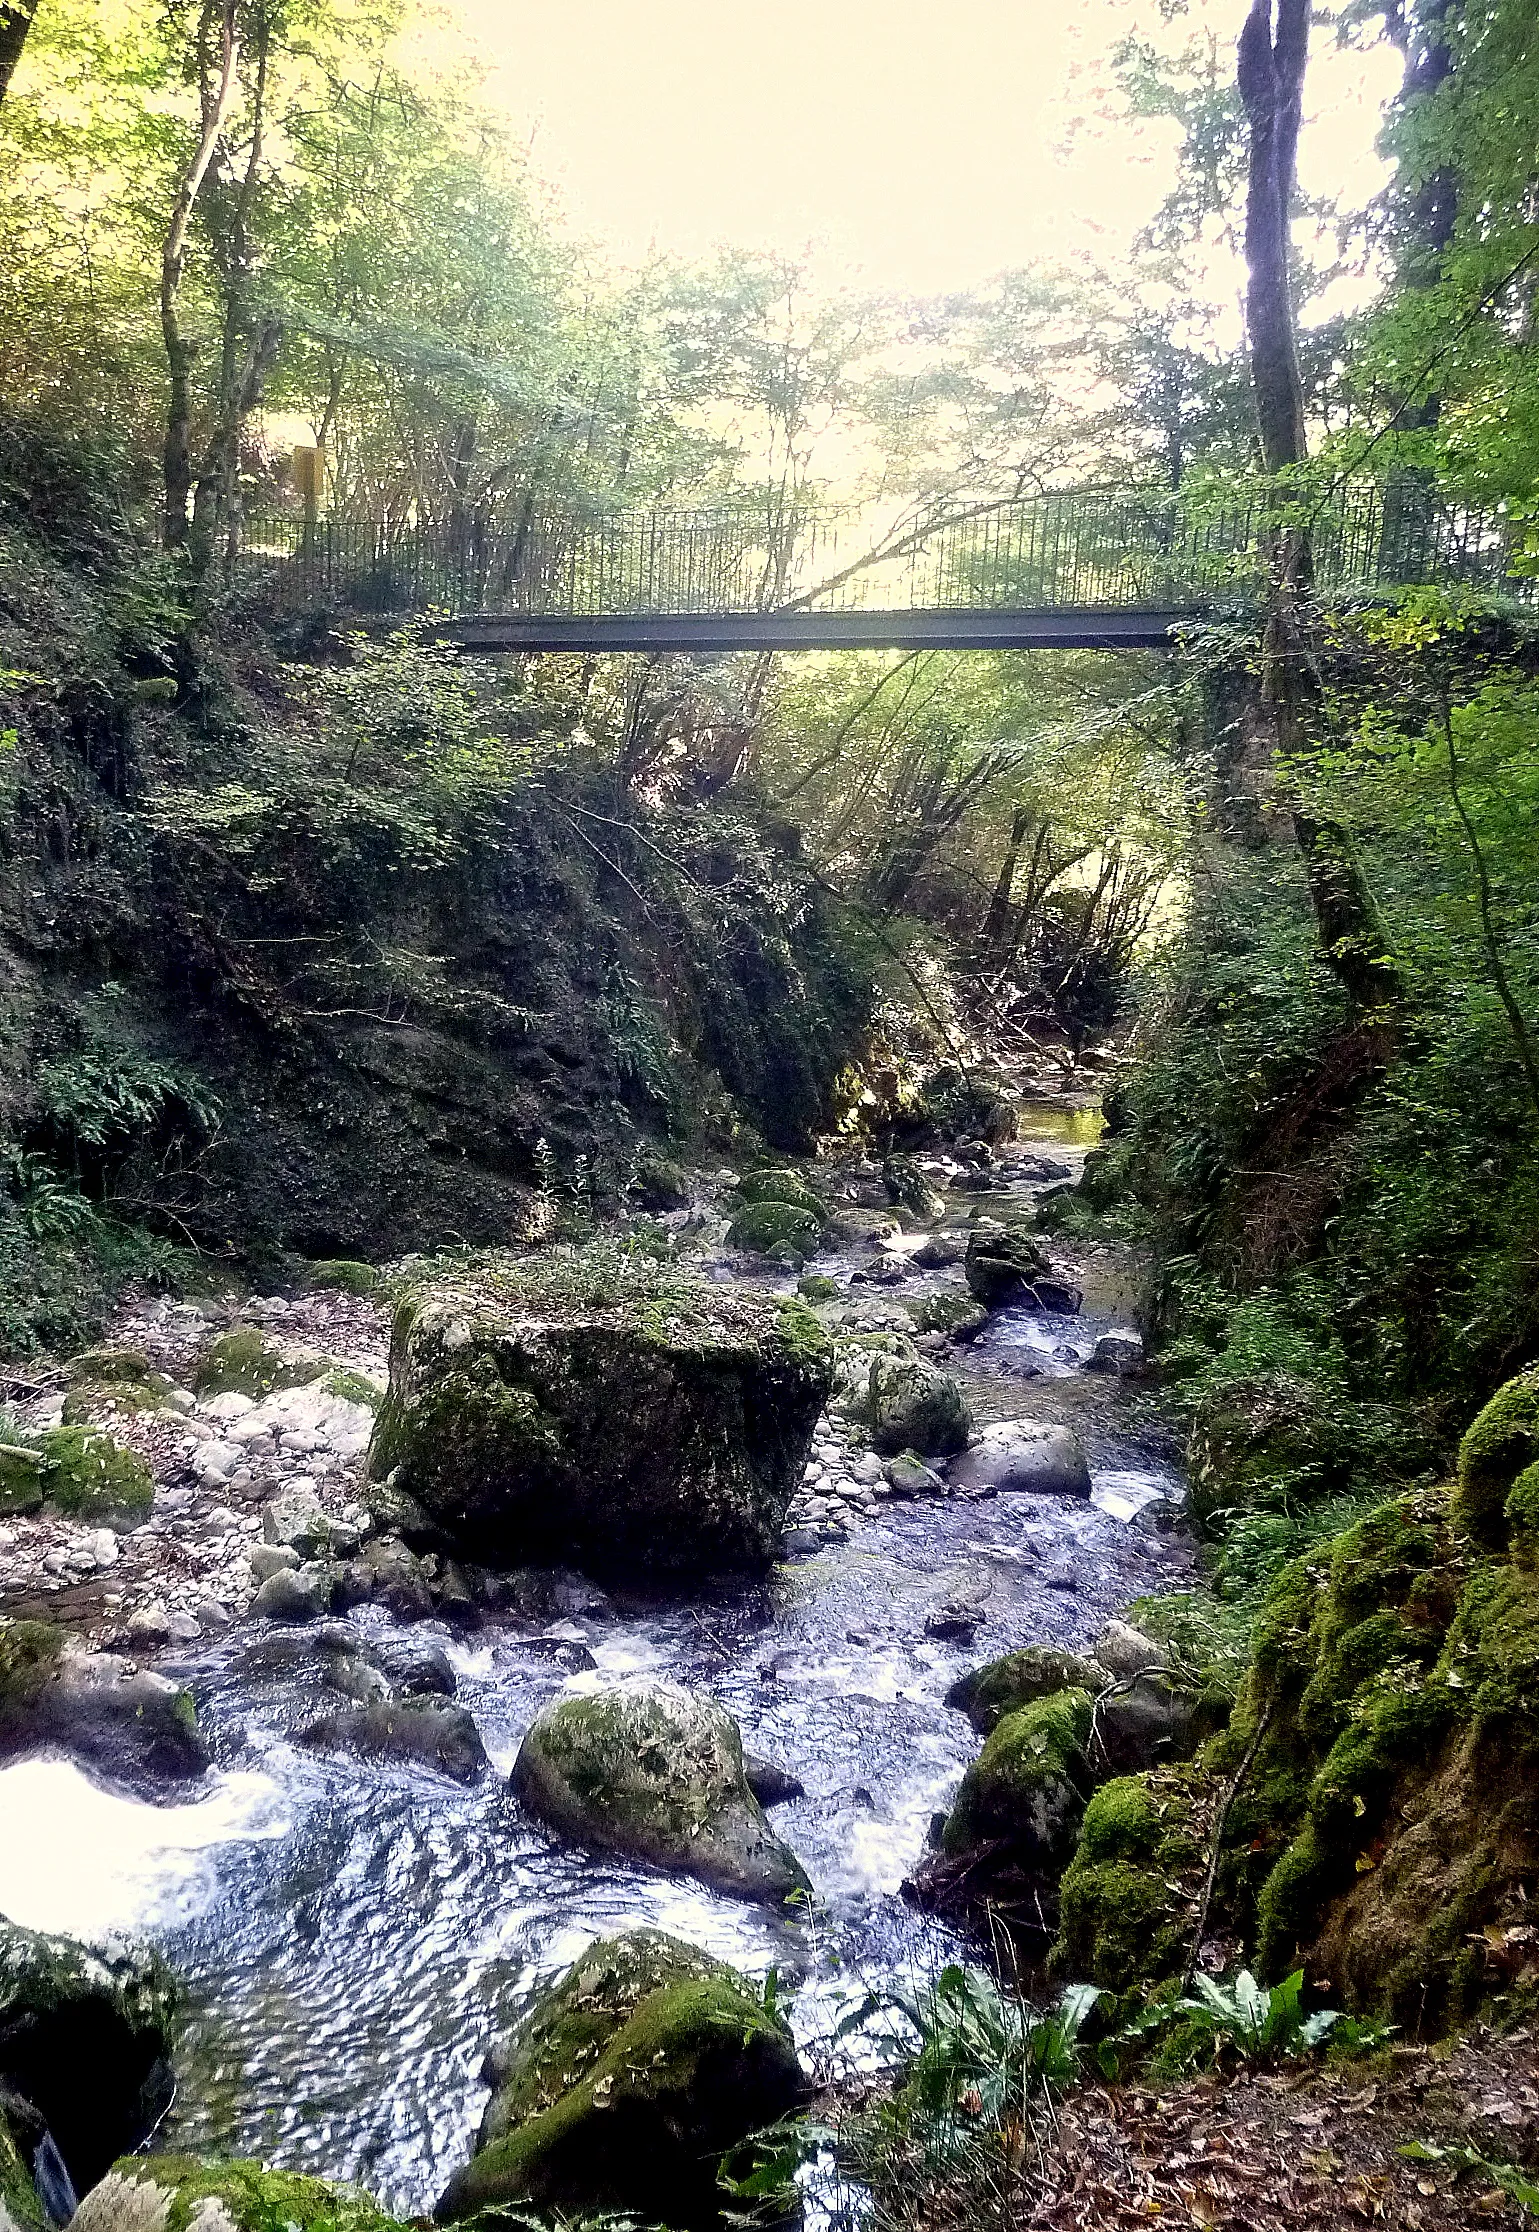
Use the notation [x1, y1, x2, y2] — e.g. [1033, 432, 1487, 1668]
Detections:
[0, 1115, 1191, 2220]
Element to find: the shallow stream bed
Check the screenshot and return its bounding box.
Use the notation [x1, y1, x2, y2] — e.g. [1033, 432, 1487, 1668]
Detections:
[0, 1117, 1193, 2218]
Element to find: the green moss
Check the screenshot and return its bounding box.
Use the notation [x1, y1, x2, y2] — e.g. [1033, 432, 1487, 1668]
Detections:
[193, 1329, 322, 1400]
[440, 1929, 804, 2226]
[943, 1688, 1092, 1856]
[725, 1199, 823, 1256]
[947, 1646, 1103, 1735]
[36, 1425, 153, 1524]
[1456, 1366, 1539, 1540]
[736, 1168, 825, 1218]
[0, 2111, 47, 2232]
[82, 2156, 404, 2232]
[320, 1366, 384, 1411]
[304, 1260, 381, 1295]
[1051, 1765, 1210, 1993]
[854, 1349, 971, 1458]
[797, 1274, 840, 1303]
[1504, 1462, 1539, 1565]
[0, 1440, 45, 1517]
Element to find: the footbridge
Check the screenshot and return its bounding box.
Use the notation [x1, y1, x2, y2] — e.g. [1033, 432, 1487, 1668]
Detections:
[241, 481, 1528, 653]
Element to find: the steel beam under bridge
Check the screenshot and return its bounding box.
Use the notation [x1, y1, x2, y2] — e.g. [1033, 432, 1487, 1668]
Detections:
[436, 605, 1200, 655]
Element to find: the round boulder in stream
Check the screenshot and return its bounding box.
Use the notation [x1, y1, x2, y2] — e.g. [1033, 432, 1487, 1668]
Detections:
[946, 1420, 1092, 1498]
[511, 1679, 811, 1903]
[437, 1928, 807, 2230]
[0, 1620, 207, 1796]
[366, 1246, 833, 1577]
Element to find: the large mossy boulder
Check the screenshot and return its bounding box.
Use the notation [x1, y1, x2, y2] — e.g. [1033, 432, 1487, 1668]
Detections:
[69, 2156, 404, 2232]
[963, 1226, 1051, 1309]
[0, 1924, 178, 2197]
[1455, 1363, 1539, 1541]
[366, 1245, 833, 1577]
[723, 1199, 823, 1259]
[1052, 1765, 1212, 1993]
[436, 1929, 807, 2230]
[193, 1329, 322, 1402]
[0, 1621, 207, 1795]
[511, 1680, 810, 1903]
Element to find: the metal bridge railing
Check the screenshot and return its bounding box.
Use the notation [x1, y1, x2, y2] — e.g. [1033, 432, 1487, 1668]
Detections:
[237, 481, 1535, 623]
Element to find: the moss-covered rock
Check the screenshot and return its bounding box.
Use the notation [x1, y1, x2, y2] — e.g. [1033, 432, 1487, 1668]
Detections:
[883, 1155, 944, 1221]
[908, 1291, 989, 1342]
[0, 1621, 207, 1794]
[850, 1350, 972, 1459]
[300, 1696, 486, 1783]
[511, 1680, 810, 1903]
[366, 1245, 833, 1577]
[941, 1689, 1093, 1862]
[963, 1226, 1051, 1309]
[735, 1167, 825, 1218]
[1051, 1765, 1214, 1993]
[0, 1922, 178, 2195]
[193, 1330, 321, 1402]
[14, 1427, 154, 1529]
[70, 2156, 404, 2232]
[724, 1199, 823, 1259]
[1456, 1364, 1539, 1541]
[60, 1350, 174, 1427]
[0, 1441, 45, 1517]
[436, 1928, 807, 2229]
[946, 1646, 1104, 1735]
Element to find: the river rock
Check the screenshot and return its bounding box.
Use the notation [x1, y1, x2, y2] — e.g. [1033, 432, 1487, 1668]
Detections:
[0, 1621, 207, 1796]
[845, 1350, 972, 1458]
[909, 1688, 1093, 1926]
[436, 1929, 807, 2227]
[510, 1680, 810, 1903]
[1089, 1669, 1210, 1778]
[0, 1922, 177, 2196]
[249, 1543, 300, 1583]
[252, 1561, 335, 1621]
[70, 2157, 404, 2232]
[1088, 1330, 1146, 1377]
[963, 1227, 1051, 1308]
[334, 1535, 436, 1620]
[301, 1697, 487, 1783]
[946, 1422, 1091, 1498]
[262, 1486, 356, 1560]
[884, 1449, 946, 1497]
[743, 1753, 805, 1806]
[367, 1252, 833, 1577]
[1093, 1618, 1166, 1680]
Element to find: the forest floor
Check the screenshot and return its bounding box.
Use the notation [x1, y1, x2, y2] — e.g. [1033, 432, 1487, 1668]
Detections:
[1017, 2027, 1539, 2227]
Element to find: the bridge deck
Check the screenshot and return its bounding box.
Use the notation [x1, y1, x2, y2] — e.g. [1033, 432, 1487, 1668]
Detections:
[440, 607, 1198, 653]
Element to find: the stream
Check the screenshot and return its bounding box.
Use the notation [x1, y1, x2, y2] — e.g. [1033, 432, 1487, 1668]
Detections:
[0, 1110, 1193, 2220]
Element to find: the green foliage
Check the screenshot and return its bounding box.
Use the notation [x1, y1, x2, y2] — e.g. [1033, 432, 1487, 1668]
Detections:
[1400, 2139, 1539, 2214]
[1173, 1968, 1341, 2063]
[887, 1966, 1099, 2145]
[36, 1052, 218, 1157]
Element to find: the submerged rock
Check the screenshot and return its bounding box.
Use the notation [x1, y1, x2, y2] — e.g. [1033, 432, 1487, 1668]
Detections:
[437, 1928, 807, 2229]
[0, 1923, 177, 2197]
[1088, 1329, 1146, 1377]
[367, 1247, 833, 1577]
[946, 1421, 1091, 1498]
[0, 1621, 207, 1796]
[301, 1697, 487, 1783]
[511, 1680, 810, 1903]
[70, 2156, 404, 2232]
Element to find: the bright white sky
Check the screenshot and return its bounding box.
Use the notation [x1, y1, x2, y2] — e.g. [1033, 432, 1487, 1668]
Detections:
[451, 0, 1402, 301]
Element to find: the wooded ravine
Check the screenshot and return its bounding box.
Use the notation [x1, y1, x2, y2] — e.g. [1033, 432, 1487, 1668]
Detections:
[1, 2, 1538, 2229]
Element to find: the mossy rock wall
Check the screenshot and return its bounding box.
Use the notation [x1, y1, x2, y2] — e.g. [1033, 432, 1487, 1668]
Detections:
[368, 1247, 833, 1576]
[437, 1928, 806, 2231]
[1052, 1368, 1539, 2032]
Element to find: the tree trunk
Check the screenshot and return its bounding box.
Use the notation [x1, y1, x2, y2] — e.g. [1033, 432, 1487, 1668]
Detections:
[0, 0, 38, 105]
[1236, 0, 1403, 1011]
[162, 0, 241, 552]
